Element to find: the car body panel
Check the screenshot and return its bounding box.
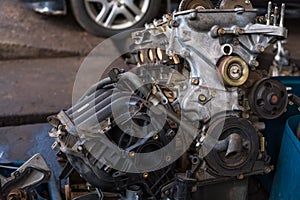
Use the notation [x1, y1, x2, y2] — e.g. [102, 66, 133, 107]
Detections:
[23, 0, 67, 15]
[22, 0, 300, 18]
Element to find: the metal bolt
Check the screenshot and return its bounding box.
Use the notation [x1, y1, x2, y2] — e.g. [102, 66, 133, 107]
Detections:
[189, 12, 197, 20]
[218, 28, 225, 35]
[143, 172, 149, 178]
[266, 1, 272, 25]
[168, 50, 174, 56]
[233, 38, 239, 45]
[257, 45, 265, 52]
[165, 13, 172, 21]
[170, 20, 179, 27]
[228, 64, 242, 80]
[7, 189, 26, 200]
[153, 134, 159, 140]
[270, 94, 278, 104]
[242, 112, 250, 119]
[260, 137, 265, 153]
[199, 94, 207, 102]
[211, 91, 217, 98]
[13, 171, 20, 177]
[117, 0, 125, 7]
[192, 78, 199, 85]
[251, 60, 259, 67]
[104, 165, 111, 172]
[274, 6, 279, 26]
[77, 145, 83, 152]
[257, 16, 266, 24]
[237, 174, 244, 180]
[129, 151, 135, 157]
[235, 27, 244, 35]
[264, 166, 272, 173]
[280, 3, 286, 27]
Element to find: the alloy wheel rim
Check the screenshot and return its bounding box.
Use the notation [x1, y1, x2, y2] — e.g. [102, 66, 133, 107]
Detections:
[84, 0, 151, 30]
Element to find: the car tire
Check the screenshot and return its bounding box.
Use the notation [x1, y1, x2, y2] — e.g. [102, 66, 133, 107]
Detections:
[70, 0, 162, 37]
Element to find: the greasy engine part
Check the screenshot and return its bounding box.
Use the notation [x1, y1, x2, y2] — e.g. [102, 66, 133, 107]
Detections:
[204, 117, 259, 177]
[7, 189, 27, 200]
[179, 0, 213, 10]
[248, 78, 288, 119]
[48, 0, 291, 199]
[269, 40, 300, 76]
[0, 154, 51, 200]
[218, 0, 253, 9]
[218, 56, 249, 87]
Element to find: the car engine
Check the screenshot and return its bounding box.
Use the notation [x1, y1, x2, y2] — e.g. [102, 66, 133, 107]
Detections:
[47, 0, 291, 199]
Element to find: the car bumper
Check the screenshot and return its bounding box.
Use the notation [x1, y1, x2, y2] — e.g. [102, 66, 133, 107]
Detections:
[22, 0, 67, 15]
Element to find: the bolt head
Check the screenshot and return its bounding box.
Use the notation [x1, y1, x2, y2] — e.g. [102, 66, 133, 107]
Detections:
[189, 12, 197, 19]
[270, 94, 279, 104]
[153, 134, 159, 140]
[192, 78, 199, 85]
[129, 151, 135, 157]
[199, 94, 207, 102]
[228, 64, 242, 80]
[77, 145, 83, 152]
[251, 60, 259, 67]
[143, 172, 149, 178]
[211, 91, 217, 97]
[237, 174, 245, 179]
[170, 20, 179, 27]
[218, 28, 225, 35]
[264, 167, 272, 173]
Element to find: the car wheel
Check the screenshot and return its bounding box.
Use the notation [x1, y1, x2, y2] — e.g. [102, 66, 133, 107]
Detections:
[70, 0, 162, 37]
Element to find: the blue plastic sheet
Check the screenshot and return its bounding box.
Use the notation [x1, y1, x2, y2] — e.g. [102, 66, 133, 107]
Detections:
[270, 115, 300, 200]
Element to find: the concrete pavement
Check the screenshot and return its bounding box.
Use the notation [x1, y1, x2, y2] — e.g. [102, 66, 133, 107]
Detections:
[0, 0, 103, 60]
[0, 57, 81, 126]
[0, 55, 127, 126]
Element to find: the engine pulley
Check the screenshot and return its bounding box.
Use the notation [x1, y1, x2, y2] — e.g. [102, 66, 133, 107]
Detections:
[204, 117, 259, 177]
[218, 56, 249, 87]
[219, 0, 253, 9]
[248, 78, 288, 119]
[179, 0, 213, 11]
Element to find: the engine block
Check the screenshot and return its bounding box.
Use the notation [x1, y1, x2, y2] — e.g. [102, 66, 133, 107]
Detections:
[48, 1, 290, 199]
